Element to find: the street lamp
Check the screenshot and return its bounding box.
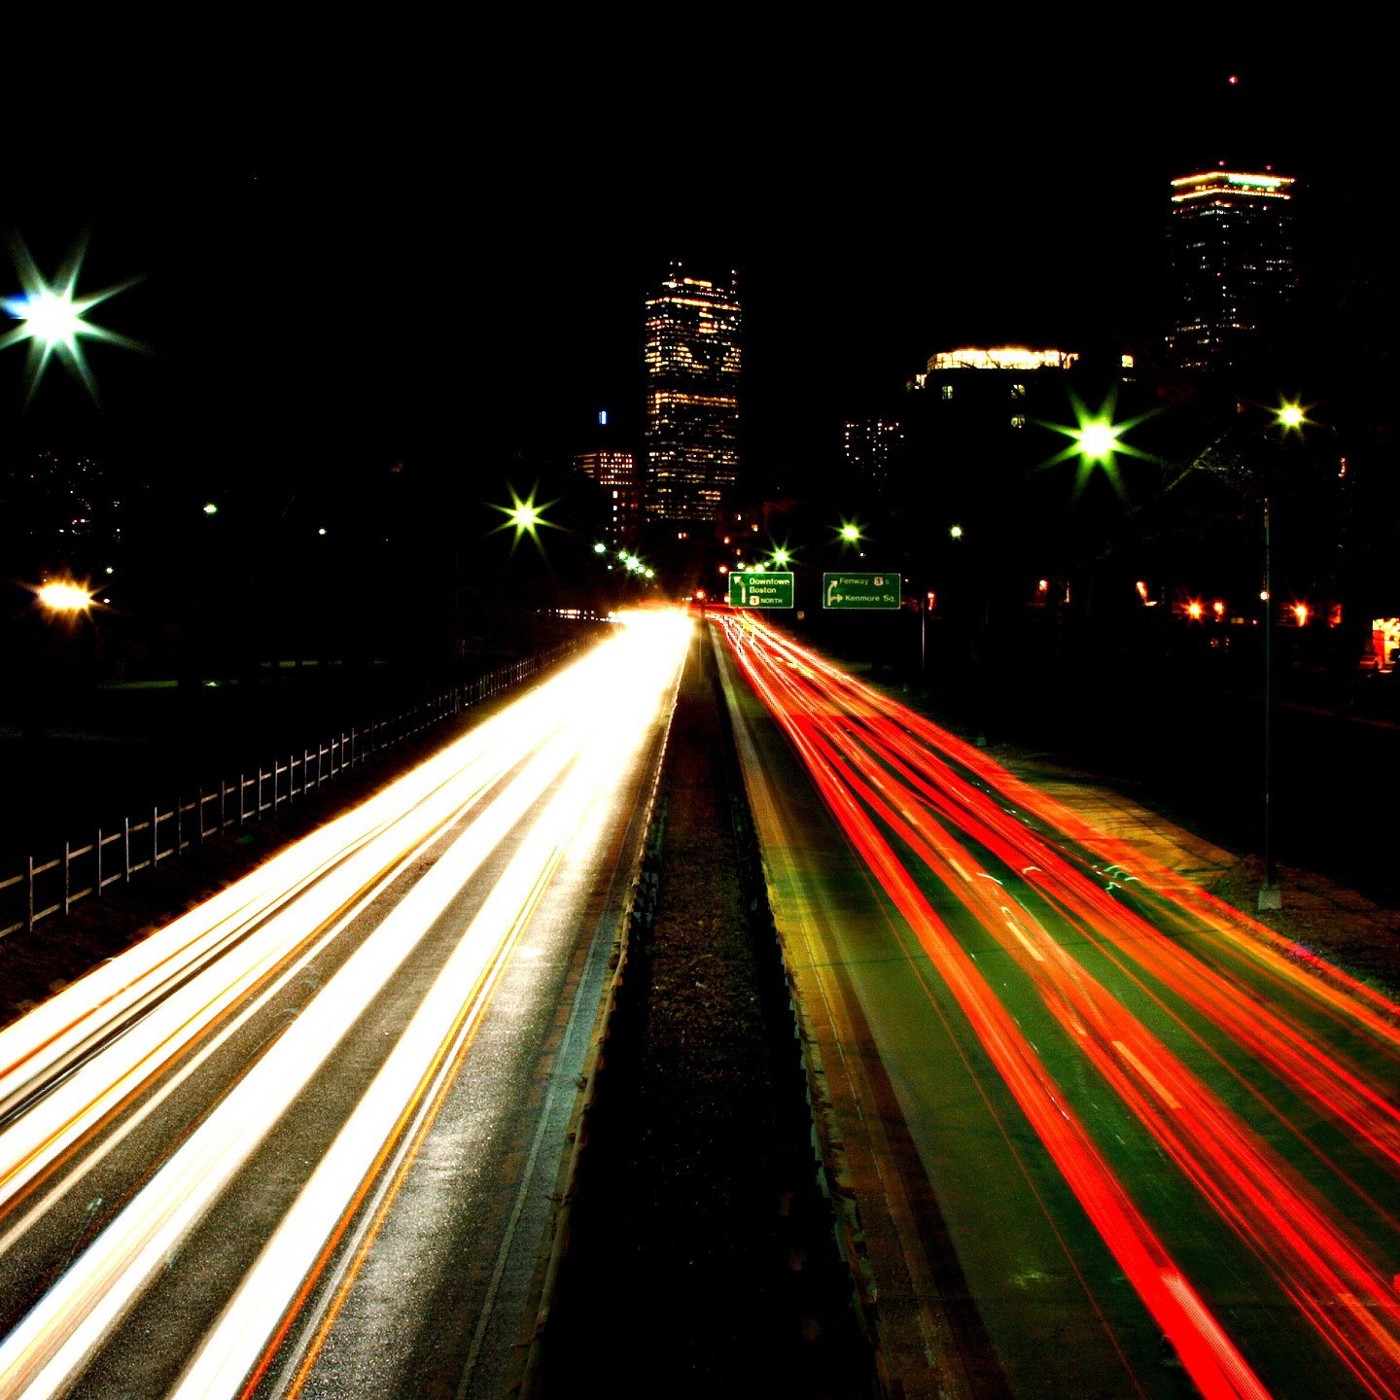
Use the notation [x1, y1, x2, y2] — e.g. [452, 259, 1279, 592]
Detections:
[1255, 397, 1319, 910]
[1176, 397, 1318, 911]
[491, 485, 555, 545]
[0, 235, 141, 400]
[1260, 489, 1280, 908]
[36, 580, 94, 614]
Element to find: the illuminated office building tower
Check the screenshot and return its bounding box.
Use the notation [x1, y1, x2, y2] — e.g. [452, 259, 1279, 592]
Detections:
[573, 448, 641, 545]
[842, 418, 903, 495]
[642, 263, 741, 523]
[1165, 168, 1297, 374]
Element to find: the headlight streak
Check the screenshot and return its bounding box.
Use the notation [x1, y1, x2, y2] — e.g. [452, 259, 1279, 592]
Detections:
[0, 724, 580, 1399]
[0, 673, 572, 1114]
[721, 614, 1400, 1399]
[175, 618, 690, 1400]
[0, 682, 574, 1227]
[0, 783, 489, 1260]
[0, 610, 692, 1400]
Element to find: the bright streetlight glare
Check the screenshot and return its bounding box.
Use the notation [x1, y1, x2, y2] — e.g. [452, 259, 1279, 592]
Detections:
[1275, 400, 1309, 433]
[950, 524, 964, 539]
[37, 582, 94, 613]
[0, 237, 141, 400]
[771, 546, 791, 566]
[1040, 389, 1155, 500]
[1074, 418, 1122, 463]
[490, 485, 555, 552]
[202, 502, 219, 516]
[839, 522, 862, 544]
[17, 287, 83, 345]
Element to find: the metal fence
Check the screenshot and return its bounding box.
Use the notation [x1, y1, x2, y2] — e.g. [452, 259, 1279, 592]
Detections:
[0, 640, 586, 940]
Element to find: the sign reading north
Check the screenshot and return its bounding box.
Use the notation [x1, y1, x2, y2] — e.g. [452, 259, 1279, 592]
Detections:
[728, 571, 795, 609]
[823, 572, 902, 610]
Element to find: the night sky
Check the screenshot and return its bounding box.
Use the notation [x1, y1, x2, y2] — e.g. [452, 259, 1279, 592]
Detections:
[2, 27, 1388, 503]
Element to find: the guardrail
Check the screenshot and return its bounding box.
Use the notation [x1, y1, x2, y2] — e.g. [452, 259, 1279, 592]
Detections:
[0, 639, 588, 941]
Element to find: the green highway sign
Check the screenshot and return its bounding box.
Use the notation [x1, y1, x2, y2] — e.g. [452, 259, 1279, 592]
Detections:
[822, 572, 902, 610]
[728, 571, 795, 609]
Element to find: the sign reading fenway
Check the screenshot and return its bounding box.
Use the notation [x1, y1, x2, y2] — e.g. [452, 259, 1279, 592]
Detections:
[822, 572, 902, 610]
[728, 571, 795, 608]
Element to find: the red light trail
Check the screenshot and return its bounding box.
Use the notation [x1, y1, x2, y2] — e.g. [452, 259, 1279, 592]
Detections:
[719, 613, 1400, 1399]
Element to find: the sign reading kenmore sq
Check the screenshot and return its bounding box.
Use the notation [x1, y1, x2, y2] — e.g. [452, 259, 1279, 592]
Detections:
[822, 572, 902, 610]
[728, 571, 795, 609]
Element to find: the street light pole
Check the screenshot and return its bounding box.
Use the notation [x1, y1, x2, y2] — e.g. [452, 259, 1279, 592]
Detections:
[1259, 494, 1282, 909]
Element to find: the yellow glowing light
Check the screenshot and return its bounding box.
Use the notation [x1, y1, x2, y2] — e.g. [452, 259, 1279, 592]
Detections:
[491, 485, 556, 552]
[36, 581, 94, 613]
[1076, 419, 1122, 462]
[1293, 603, 1310, 626]
[1187, 600, 1204, 620]
[928, 347, 1078, 372]
[839, 522, 862, 544]
[1275, 399, 1310, 434]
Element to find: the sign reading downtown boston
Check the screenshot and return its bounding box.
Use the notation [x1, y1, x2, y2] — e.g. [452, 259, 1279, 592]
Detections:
[728, 570, 795, 608]
[822, 572, 902, 610]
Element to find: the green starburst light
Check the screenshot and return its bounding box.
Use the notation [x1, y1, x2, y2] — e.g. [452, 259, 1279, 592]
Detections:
[1039, 388, 1155, 499]
[490, 485, 557, 554]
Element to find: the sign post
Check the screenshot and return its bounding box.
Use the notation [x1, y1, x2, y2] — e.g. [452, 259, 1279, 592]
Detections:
[728, 571, 795, 609]
[821, 572, 902, 610]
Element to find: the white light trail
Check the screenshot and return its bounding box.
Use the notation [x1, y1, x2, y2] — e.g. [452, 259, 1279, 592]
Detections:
[0, 609, 692, 1399]
[174, 613, 686, 1398]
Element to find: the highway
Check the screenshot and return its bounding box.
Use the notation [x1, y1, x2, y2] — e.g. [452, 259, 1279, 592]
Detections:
[714, 610, 1400, 1400]
[0, 608, 691, 1400]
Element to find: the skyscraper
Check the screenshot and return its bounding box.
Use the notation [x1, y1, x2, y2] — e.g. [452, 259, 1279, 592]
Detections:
[572, 408, 641, 546]
[642, 263, 741, 524]
[842, 417, 903, 497]
[573, 449, 641, 545]
[1165, 168, 1297, 375]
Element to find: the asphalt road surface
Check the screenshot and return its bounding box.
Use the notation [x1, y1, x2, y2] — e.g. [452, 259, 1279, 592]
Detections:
[713, 610, 1400, 1400]
[0, 610, 689, 1400]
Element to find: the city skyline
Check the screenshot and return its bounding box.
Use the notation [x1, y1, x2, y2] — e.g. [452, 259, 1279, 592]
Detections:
[2, 38, 1389, 503]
